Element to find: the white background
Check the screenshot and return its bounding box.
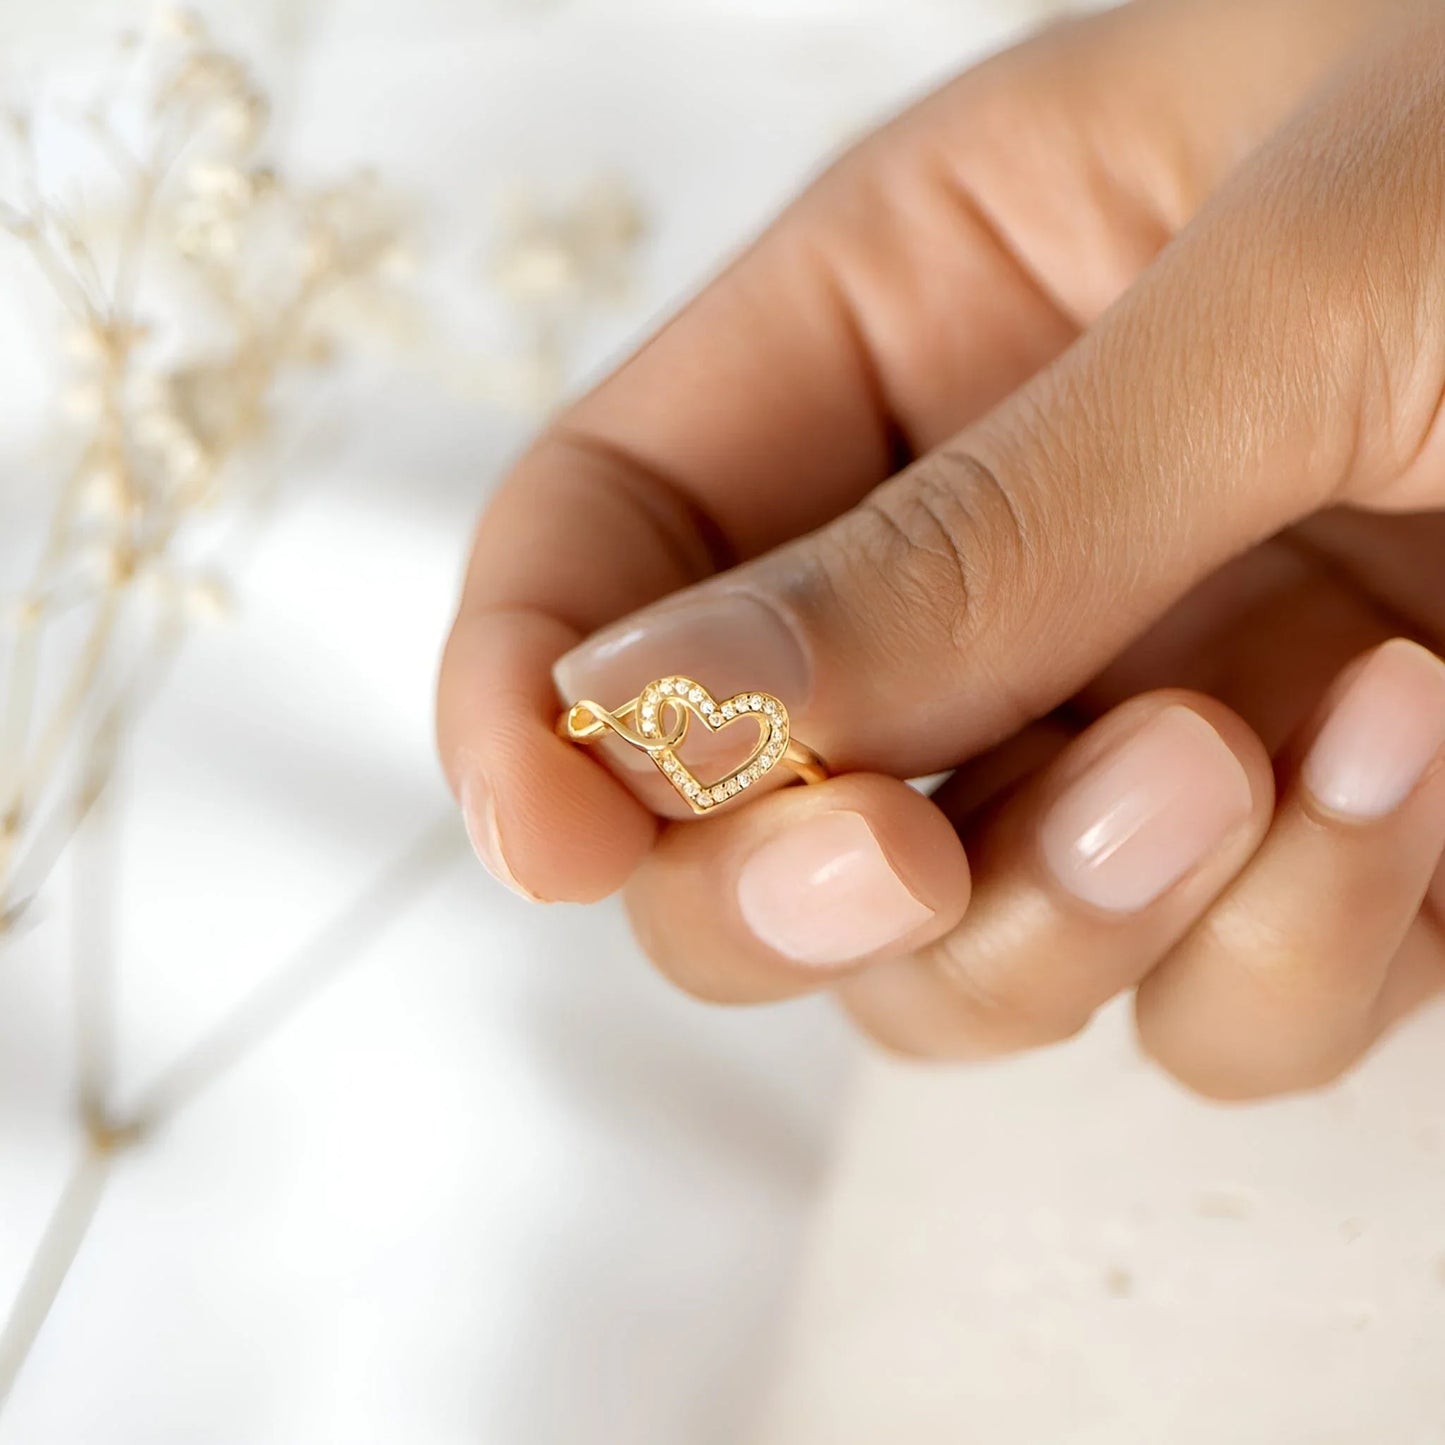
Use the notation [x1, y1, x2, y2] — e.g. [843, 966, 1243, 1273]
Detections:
[3, 2, 1442, 1443]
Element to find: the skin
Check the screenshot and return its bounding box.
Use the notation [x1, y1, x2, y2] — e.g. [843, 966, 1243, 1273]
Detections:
[438, 0, 1445, 1100]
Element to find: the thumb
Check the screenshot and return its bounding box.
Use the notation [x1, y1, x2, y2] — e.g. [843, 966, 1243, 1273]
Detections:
[555, 16, 1445, 777]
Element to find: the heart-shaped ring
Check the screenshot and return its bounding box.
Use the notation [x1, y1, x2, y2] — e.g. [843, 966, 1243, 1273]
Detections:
[558, 675, 828, 815]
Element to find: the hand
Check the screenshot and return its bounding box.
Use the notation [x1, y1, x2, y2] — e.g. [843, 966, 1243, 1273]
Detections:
[438, 0, 1445, 1099]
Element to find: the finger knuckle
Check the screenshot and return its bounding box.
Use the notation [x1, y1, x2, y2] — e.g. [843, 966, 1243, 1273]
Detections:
[924, 939, 1093, 1052]
[830, 447, 1038, 669]
[851, 1013, 962, 1063]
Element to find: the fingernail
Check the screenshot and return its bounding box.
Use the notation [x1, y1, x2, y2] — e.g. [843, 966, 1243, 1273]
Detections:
[1040, 706, 1252, 913]
[737, 810, 933, 965]
[1302, 639, 1445, 820]
[460, 772, 540, 901]
[553, 590, 810, 774]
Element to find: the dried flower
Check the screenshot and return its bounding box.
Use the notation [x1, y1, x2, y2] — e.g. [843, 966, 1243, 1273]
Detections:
[486, 175, 647, 410]
[0, 14, 425, 1406]
[0, 15, 412, 925]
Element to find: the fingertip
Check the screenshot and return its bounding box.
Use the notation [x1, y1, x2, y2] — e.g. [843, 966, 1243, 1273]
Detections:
[439, 606, 657, 904]
[1133, 647, 1445, 1103]
[837, 692, 1278, 1065]
[1296, 637, 1445, 824]
[1033, 699, 1263, 915]
[629, 773, 970, 1002]
[732, 777, 970, 968]
[457, 739, 657, 904]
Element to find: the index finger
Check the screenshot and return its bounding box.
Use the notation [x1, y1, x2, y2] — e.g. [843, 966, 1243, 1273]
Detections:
[437, 81, 1075, 902]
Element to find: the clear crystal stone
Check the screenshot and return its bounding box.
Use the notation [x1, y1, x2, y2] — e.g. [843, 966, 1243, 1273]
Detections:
[725, 778, 739, 795]
[721, 704, 734, 719]
[659, 681, 672, 694]
[764, 700, 778, 715]
[711, 786, 727, 802]
[750, 695, 762, 710]
[709, 714, 723, 728]
[700, 701, 714, 715]
[738, 774, 751, 788]
[688, 687, 703, 703]
[760, 755, 773, 770]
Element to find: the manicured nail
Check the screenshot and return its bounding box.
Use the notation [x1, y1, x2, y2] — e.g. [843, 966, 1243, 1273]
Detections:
[553, 590, 810, 774]
[1040, 706, 1252, 913]
[736, 810, 933, 965]
[1302, 639, 1445, 820]
[460, 772, 539, 901]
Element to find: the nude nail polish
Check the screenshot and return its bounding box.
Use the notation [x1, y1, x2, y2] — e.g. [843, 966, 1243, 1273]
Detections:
[1039, 706, 1253, 913]
[1302, 639, 1445, 820]
[737, 810, 933, 965]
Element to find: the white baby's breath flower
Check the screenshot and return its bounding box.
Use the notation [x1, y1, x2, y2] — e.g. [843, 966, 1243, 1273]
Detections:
[80, 465, 131, 518]
[494, 238, 578, 302]
[64, 383, 104, 420]
[182, 574, 232, 620]
[154, 5, 206, 41]
[485, 176, 647, 410]
[0, 8, 419, 1404]
[217, 92, 267, 149]
[64, 326, 108, 363]
[186, 161, 253, 205]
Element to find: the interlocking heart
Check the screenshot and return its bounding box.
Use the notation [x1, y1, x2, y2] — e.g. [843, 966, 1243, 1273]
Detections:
[636, 676, 790, 813]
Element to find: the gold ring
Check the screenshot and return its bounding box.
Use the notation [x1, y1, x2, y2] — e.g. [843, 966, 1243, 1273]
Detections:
[557, 675, 829, 815]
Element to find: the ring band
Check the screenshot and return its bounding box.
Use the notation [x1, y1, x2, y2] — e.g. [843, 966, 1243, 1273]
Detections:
[557, 674, 829, 815]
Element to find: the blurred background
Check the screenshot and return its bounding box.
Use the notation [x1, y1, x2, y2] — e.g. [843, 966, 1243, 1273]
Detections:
[0, 2, 1442, 1443]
